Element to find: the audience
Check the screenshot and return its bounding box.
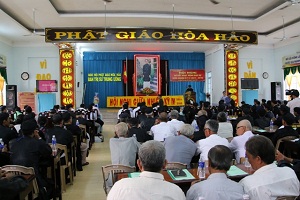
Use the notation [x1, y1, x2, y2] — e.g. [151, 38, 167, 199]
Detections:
[164, 124, 199, 168]
[107, 140, 185, 200]
[217, 111, 233, 139]
[186, 145, 244, 200]
[228, 119, 254, 163]
[109, 122, 140, 167]
[140, 107, 155, 132]
[150, 112, 177, 142]
[196, 119, 229, 161]
[239, 135, 299, 199]
[167, 110, 185, 132]
[0, 112, 18, 149]
[127, 118, 152, 143]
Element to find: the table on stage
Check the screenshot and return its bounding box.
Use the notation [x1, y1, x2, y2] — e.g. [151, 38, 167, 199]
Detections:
[114, 164, 254, 193]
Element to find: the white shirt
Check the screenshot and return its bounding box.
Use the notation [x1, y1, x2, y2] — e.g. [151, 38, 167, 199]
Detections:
[107, 171, 186, 200]
[150, 122, 177, 142]
[287, 97, 300, 116]
[217, 122, 233, 139]
[191, 119, 199, 131]
[197, 134, 229, 161]
[132, 106, 140, 118]
[109, 137, 141, 167]
[167, 119, 185, 132]
[228, 131, 254, 163]
[239, 163, 300, 200]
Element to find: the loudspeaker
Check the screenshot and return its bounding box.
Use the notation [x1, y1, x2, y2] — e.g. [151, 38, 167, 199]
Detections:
[6, 85, 17, 111]
[271, 82, 281, 100]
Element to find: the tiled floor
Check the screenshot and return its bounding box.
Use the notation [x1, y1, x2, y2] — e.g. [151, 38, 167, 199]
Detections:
[62, 109, 118, 200]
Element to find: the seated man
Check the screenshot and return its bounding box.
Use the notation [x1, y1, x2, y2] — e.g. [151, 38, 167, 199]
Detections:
[164, 124, 199, 168]
[217, 111, 233, 139]
[0, 169, 29, 200]
[167, 110, 185, 132]
[197, 119, 229, 161]
[239, 135, 300, 199]
[228, 119, 254, 163]
[186, 145, 244, 200]
[10, 120, 52, 189]
[107, 140, 185, 200]
[109, 122, 141, 167]
[271, 113, 299, 147]
[127, 118, 152, 143]
[0, 112, 18, 149]
[150, 112, 177, 142]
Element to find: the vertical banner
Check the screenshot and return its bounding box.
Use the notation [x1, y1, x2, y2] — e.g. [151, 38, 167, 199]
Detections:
[60, 49, 75, 106]
[226, 50, 239, 106]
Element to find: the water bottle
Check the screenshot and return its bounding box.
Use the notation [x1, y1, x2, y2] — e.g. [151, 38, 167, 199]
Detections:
[198, 197, 205, 200]
[197, 159, 206, 179]
[51, 135, 57, 156]
[242, 194, 250, 200]
[244, 154, 251, 168]
[133, 134, 137, 140]
[76, 119, 79, 126]
[0, 138, 4, 150]
[269, 119, 274, 132]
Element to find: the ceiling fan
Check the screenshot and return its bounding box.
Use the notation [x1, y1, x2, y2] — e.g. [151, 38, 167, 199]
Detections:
[227, 7, 239, 40]
[274, 16, 287, 41]
[163, 4, 178, 38]
[23, 8, 45, 36]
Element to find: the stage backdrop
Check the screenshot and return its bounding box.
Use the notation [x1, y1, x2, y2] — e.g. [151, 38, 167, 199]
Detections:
[83, 52, 205, 108]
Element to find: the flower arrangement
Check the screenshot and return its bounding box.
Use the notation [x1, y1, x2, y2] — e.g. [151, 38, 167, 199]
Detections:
[141, 87, 154, 95]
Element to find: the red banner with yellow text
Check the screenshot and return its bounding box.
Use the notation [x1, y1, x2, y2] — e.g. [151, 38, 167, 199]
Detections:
[107, 95, 185, 107]
[170, 69, 205, 82]
[226, 50, 239, 106]
[60, 49, 75, 106]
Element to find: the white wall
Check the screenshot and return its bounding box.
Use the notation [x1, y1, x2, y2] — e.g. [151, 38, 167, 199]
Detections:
[205, 44, 225, 105]
[75, 47, 84, 108]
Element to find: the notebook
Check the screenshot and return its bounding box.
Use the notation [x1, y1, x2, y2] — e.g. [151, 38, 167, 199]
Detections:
[167, 169, 195, 180]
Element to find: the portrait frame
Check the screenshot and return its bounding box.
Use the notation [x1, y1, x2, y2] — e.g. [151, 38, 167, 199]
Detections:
[133, 54, 161, 96]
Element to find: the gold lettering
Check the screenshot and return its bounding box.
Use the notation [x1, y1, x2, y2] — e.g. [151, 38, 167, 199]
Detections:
[82, 30, 97, 41]
[138, 30, 151, 39]
[129, 32, 136, 39]
[55, 32, 67, 39]
[195, 33, 209, 40]
[116, 32, 129, 39]
[184, 31, 196, 40]
[214, 34, 227, 41]
[67, 32, 81, 39]
[239, 35, 250, 42]
[152, 32, 163, 39]
[40, 59, 47, 69]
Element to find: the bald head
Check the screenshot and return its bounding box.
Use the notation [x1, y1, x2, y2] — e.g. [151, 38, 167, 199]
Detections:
[236, 119, 252, 135]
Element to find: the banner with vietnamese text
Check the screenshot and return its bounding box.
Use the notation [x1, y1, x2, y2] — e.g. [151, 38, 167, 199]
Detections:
[170, 69, 205, 82]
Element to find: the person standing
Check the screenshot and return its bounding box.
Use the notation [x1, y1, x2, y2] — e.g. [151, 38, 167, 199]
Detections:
[142, 59, 151, 89]
[107, 140, 185, 200]
[287, 89, 300, 116]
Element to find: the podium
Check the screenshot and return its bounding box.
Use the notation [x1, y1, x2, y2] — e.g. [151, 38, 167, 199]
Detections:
[184, 91, 196, 104]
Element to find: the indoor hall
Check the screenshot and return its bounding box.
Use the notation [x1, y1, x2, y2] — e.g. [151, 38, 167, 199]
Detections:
[62, 108, 118, 200]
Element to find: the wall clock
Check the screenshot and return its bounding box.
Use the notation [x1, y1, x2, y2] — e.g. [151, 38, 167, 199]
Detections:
[21, 72, 29, 80]
[262, 72, 269, 79]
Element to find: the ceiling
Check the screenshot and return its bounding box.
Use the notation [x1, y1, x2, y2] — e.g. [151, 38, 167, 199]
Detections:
[0, 0, 300, 52]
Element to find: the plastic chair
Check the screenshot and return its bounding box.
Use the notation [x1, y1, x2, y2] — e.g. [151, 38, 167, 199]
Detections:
[165, 162, 188, 170]
[101, 164, 136, 195]
[275, 136, 298, 152]
[2, 165, 39, 198]
[56, 143, 74, 192]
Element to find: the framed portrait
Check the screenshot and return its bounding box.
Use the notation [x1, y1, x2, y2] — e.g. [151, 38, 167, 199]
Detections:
[133, 54, 161, 96]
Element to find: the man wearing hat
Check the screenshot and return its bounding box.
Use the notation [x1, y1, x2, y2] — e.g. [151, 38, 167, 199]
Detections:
[10, 120, 52, 189]
[287, 89, 300, 116]
[140, 107, 155, 132]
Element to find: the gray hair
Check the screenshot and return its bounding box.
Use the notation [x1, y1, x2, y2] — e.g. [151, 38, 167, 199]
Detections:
[205, 119, 219, 133]
[208, 145, 232, 171]
[217, 112, 227, 122]
[197, 110, 207, 116]
[114, 122, 128, 137]
[169, 110, 179, 119]
[179, 124, 194, 137]
[138, 140, 166, 172]
[237, 119, 252, 131]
